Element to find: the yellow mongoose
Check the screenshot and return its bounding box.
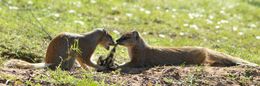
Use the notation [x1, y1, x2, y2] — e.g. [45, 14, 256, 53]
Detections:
[116, 31, 258, 69]
[4, 29, 115, 70]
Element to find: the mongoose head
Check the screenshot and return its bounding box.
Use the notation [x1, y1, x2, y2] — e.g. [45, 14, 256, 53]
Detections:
[99, 29, 115, 50]
[116, 31, 140, 47]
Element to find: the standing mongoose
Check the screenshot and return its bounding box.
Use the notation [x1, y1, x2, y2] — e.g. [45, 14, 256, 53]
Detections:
[4, 29, 115, 71]
[116, 31, 258, 71]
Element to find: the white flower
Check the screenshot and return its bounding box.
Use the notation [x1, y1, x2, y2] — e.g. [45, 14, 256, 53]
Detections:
[90, 0, 96, 4]
[53, 13, 60, 17]
[156, 6, 160, 10]
[188, 13, 194, 19]
[172, 9, 176, 12]
[139, 7, 145, 12]
[28, 1, 33, 5]
[220, 10, 225, 15]
[171, 15, 176, 18]
[188, 13, 202, 19]
[36, 18, 42, 21]
[217, 20, 229, 24]
[203, 38, 207, 42]
[179, 32, 184, 36]
[122, 2, 127, 6]
[223, 37, 228, 40]
[74, 20, 84, 25]
[111, 7, 117, 10]
[206, 19, 213, 24]
[72, 1, 81, 8]
[190, 24, 199, 30]
[256, 36, 260, 40]
[142, 32, 148, 35]
[209, 15, 214, 19]
[9, 6, 19, 10]
[238, 32, 244, 35]
[7, 1, 12, 4]
[113, 30, 120, 35]
[221, 7, 226, 10]
[68, 10, 76, 14]
[248, 24, 256, 28]
[215, 26, 220, 29]
[114, 17, 119, 21]
[183, 24, 189, 27]
[126, 13, 133, 17]
[159, 34, 166, 38]
[165, 9, 169, 12]
[220, 20, 228, 23]
[232, 26, 238, 31]
[145, 10, 151, 15]
[78, 14, 82, 17]
[228, 5, 235, 9]
[55, 21, 59, 24]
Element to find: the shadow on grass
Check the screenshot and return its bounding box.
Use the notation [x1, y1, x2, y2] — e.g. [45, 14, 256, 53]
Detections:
[0, 44, 43, 63]
[1, 51, 43, 63]
[246, 0, 260, 7]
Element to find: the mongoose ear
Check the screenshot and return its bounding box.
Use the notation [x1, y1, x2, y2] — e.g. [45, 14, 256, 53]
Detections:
[102, 29, 108, 35]
[95, 28, 107, 34]
[132, 31, 139, 39]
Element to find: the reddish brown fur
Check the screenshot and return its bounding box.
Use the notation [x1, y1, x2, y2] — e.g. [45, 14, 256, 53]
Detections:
[5, 29, 114, 71]
[116, 31, 257, 73]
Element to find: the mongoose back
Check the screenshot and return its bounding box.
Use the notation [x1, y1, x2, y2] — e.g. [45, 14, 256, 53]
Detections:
[4, 29, 115, 71]
[116, 31, 258, 69]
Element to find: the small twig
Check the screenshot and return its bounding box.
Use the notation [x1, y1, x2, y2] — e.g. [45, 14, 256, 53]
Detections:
[1, 0, 52, 40]
[29, 10, 52, 40]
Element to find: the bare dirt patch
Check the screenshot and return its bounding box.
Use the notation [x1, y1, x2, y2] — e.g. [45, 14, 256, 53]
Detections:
[0, 66, 259, 86]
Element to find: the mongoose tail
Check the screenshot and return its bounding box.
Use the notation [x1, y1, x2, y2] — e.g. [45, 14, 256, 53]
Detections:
[4, 59, 51, 69]
[206, 49, 258, 67]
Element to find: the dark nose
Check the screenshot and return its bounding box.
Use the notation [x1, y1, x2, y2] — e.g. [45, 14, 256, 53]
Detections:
[111, 41, 116, 45]
[116, 38, 122, 44]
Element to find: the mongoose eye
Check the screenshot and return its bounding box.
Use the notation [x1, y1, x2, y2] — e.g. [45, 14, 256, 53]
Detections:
[121, 37, 130, 40]
[108, 35, 112, 39]
[116, 36, 129, 44]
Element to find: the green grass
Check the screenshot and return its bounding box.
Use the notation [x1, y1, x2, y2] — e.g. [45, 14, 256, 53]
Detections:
[33, 69, 101, 86]
[0, 0, 259, 85]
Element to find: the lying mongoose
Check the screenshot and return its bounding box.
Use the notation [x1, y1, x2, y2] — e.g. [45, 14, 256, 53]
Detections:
[116, 31, 258, 71]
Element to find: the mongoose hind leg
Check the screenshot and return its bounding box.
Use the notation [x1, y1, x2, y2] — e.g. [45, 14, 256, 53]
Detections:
[205, 49, 237, 66]
[76, 57, 89, 70]
[47, 57, 62, 70]
[60, 58, 76, 70]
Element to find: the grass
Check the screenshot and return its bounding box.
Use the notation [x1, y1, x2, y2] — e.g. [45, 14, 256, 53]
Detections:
[0, 0, 259, 85]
